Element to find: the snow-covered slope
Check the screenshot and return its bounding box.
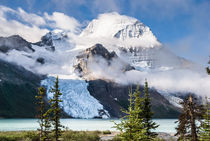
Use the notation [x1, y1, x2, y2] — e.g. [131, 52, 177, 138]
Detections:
[79, 13, 194, 71]
[80, 13, 160, 48]
[41, 77, 109, 118]
[0, 12, 208, 119]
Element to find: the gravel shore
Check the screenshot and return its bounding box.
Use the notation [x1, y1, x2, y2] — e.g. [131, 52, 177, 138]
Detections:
[100, 132, 178, 141]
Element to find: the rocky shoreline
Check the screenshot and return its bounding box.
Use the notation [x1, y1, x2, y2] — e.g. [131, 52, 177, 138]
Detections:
[100, 131, 178, 141]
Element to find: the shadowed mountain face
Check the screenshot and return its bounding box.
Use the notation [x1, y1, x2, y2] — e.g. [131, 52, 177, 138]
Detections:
[87, 79, 181, 118]
[0, 36, 183, 118]
[74, 44, 134, 79]
[0, 35, 34, 53]
[0, 13, 200, 118]
[0, 59, 42, 118]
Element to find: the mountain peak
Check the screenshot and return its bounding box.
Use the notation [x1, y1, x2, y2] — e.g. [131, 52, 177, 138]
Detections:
[81, 12, 161, 48]
[0, 35, 34, 53]
[81, 12, 139, 38]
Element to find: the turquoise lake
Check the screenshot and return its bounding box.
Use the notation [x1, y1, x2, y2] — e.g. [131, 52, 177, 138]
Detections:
[0, 119, 178, 133]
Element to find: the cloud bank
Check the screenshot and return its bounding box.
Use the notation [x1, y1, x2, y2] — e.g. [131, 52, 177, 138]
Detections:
[0, 5, 81, 42]
[0, 5, 209, 98]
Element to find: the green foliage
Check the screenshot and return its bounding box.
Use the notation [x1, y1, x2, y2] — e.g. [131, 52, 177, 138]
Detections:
[102, 130, 111, 134]
[142, 80, 159, 140]
[114, 81, 159, 140]
[206, 58, 210, 75]
[0, 131, 39, 141]
[207, 67, 210, 75]
[114, 87, 147, 141]
[111, 135, 122, 141]
[175, 95, 203, 141]
[199, 97, 210, 141]
[23, 131, 39, 141]
[0, 131, 100, 141]
[35, 87, 46, 140]
[42, 108, 52, 141]
[48, 76, 63, 140]
[35, 86, 52, 141]
[62, 130, 100, 141]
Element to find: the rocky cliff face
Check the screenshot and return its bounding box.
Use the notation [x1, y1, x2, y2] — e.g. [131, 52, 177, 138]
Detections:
[87, 80, 181, 118]
[0, 35, 34, 53]
[0, 13, 203, 119]
[74, 44, 134, 79]
[73, 44, 181, 118]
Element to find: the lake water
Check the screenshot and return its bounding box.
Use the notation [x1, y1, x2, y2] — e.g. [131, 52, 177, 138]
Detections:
[0, 119, 178, 133]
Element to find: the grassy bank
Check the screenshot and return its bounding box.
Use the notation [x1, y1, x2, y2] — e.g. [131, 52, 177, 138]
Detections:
[0, 130, 176, 141]
[0, 130, 100, 141]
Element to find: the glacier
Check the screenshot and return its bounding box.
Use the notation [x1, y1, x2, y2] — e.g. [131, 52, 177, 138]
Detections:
[41, 76, 109, 119]
[0, 12, 209, 118]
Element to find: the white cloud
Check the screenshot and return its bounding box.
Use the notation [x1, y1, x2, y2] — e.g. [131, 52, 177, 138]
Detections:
[0, 19, 48, 42]
[0, 6, 48, 42]
[17, 8, 46, 26]
[44, 12, 81, 33]
[0, 6, 81, 42]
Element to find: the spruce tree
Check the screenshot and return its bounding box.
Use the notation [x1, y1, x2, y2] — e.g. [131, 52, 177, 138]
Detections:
[142, 80, 159, 140]
[175, 94, 203, 141]
[206, 58, 210, 75]
[49, 76, 63, 141]
[36, 87, 51, 141]
[35, 87, 46, 140]
[175, 98, 190, 141]
[133, 86, 147, 140]
[199, 97, 210, 141]
[207, 67, 210, 75]
[43, 108, 52, 141]
[114, 88, 146, 140]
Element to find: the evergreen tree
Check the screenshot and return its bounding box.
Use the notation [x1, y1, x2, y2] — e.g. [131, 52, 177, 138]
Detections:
[207, 67, 210, 75]
[175, 98, 190, 141]
[206, 58, 210, 75]
[43, 108, 52, 141]
[175, 94, 203, 141]
[114, 87, 146, 140]
[35, 87, 46, 140]
[133, 86, 147, 140]
[199, 97, 210, 141]
[49, 76, 63, 141]
[36, 87, 51, 141]
[142, 80, 159, 140]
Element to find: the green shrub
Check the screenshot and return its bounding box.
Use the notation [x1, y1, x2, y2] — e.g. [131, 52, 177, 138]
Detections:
[23, 131, 39, 141]
[61, 130, 100, 141]
[0, 131, 23, 141]
[153, 138, 165, 141]
[111, 135, 122, 141]
[102, 130, 111, 134]
[0, 131, 100, 141]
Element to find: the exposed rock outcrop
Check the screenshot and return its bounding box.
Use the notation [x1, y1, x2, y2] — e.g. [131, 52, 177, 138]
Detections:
[87, 79, 181, 118]
[74, 44, 134, 79]
[0, 35, 34, 53]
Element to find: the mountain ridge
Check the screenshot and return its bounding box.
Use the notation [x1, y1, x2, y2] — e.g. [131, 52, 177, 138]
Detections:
[0, 13, 207, 118]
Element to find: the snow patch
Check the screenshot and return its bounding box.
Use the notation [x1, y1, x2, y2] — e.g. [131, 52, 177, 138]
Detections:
[158, 91, 183, 108]
[41, 76, 109, 119]
[79, 12, 161, 49]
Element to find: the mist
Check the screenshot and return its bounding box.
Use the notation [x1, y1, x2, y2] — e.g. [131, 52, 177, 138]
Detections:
[0, 8, 209, 98]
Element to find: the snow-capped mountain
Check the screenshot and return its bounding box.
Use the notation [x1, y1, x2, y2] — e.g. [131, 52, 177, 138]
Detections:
[0, 12, 207, 118]
[81, 12, 160, 48]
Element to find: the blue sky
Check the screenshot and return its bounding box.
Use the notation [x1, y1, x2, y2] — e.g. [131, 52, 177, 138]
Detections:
[0, 0, 209, 65]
